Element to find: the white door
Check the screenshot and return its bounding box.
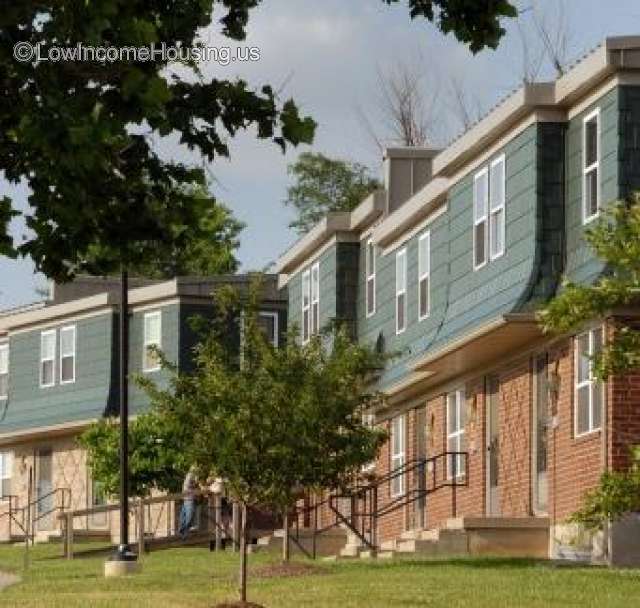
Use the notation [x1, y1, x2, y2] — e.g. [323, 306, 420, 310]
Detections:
[485, 377, 500, 516]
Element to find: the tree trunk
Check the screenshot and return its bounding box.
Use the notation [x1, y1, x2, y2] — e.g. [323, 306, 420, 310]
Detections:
[239, 503, 248, 603]
[282, 511, 290, 562]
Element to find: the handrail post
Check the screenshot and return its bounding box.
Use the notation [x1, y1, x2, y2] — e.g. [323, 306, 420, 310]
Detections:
[372, 485, 378, 557]
[312, 498, 318, 560]
[65, 512, 74, 560]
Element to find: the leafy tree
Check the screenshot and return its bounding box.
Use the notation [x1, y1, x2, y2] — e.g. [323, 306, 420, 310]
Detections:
[539, 195, 640, 531]
[285, 152, 380, 234]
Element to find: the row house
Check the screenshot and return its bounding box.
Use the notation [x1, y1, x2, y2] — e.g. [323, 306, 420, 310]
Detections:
[275, 37, 640, 565]
[0, 275, 285, 542]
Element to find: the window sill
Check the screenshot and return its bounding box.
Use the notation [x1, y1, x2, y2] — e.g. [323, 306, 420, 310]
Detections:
[573, 429, 601, 444]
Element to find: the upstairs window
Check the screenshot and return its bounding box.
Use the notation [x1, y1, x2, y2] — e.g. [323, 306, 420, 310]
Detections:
[583, 109, 600, 223]
[0, 451, 12, 498]
[489, 156, 506, 260]
[395, 248, 407, 334]
[60, 325, 76, 384]
[390, 414, 406, 496]
[143, 311, 162, 372]
[447, 389, 467, 479]
[575, 327, 604, 437]
[418, 231, 431, 320]
[473, 167, 489, 269]
[258, 311, 279, 347]
[0, 344, 8, 400]
[40, 330, 56, 388]
[311, 262, 320, 335]
[366, 239, 376, 317]
[301, 269, 311, 343]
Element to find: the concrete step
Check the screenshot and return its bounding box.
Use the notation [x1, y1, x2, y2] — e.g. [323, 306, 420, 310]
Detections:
[339, 544, 363, 558]
[377, 550, 396, 559]
[379, 539, 398, 551]
[395, 539, 437, 554]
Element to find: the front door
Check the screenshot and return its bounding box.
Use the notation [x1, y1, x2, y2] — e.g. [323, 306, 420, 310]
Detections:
[485, 376, 500, 516]
[36, 448, 54, 531]
[413, 406, 427, 530]
[533, 355, 549, 514]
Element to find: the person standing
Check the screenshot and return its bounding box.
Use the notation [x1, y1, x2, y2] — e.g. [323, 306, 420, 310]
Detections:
[179, 467, 198, 540]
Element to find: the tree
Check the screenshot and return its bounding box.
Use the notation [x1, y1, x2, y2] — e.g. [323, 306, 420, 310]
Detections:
[285, 153, 380, 235]
[539, 195, 640, 530]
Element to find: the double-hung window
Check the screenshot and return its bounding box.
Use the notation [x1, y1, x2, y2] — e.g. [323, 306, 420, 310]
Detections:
[418, 231, 431, 320]
[489, 156, 506, 260]
[575, 327, 604, 436]
[0, 344, 8, 400]
[311, 262, 320, 335]
[395, 248, 407, 334]
[301, 269, 311, 343]
[60, 325, 76, 384]
[473, 168, 489, 269]
[583, 109, 600, 223]
[365, 239, 376, 317]
[0, 451, 12, 498]
[258, 311, 279, 347]
[40, 330, 56, 388]
[447, 389, 467, 479]
[143, 311, 162, 372]
[390, 415, 406, 496]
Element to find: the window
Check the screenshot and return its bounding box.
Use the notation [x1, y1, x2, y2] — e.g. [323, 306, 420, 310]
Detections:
[395, 248, 407, 334]
[575, 327, 604, 436]
[258, 311, 279, 347]
[447, 389, 467, 478]
[0, 344, 8, 400]
[473, 167, 489, 269]
[583, 109, 600, 223]
[489, 156, 506, 260]
[418, 231, 431, 320]
[366, 239, 376, 317]
[40, 330, 56, 388]
[311, 262, 320, 335]
[59, 325, 76, 384]
[390, 415, 406, 496]
[143, 311, 162, 372]
[301, 269, 311, 343]
[0, 452, 12, 498]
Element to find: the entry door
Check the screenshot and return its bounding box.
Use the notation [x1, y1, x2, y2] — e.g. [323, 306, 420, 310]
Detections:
[36, 448, 54, 531]
[533, 355, 549, 514]
[413, 407, 427, 530]
[485, 376, 500, 516]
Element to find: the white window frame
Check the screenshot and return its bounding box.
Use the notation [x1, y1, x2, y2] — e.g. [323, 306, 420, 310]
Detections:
[447, 389, 466, 479]
[582, 108, 601, 225]
[473, 167, 489, 270]
[40, 329, 56, 388]
[489, 155, 506, 261]
[574, 327, 604, 438]
[0, 451, 12, 499]
[390, 414, 406, 497]
[418, 231, 431, 321]
[258, 311, 279, 347]
[0, 344, 8, 400]
[395, 248, 407, 335]
[311, 261, 320, 336]
[301, 269, 311, 344]
[365, 239, 376, 318]
[59, 325, 76, 385]
[143, 311, 162, 373]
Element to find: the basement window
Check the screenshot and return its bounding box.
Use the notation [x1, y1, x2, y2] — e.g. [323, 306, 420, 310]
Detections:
[583, 109, 600, 223]
[575, 327, 604, 437]
[0, 344, 8, 400]
[395, 248, 407, 334]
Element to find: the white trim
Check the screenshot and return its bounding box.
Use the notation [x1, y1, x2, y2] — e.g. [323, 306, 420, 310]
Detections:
[418, 231, 431, 321]
[258, 311, 279, 348]
[40, 329, 56, 388]
[473, 167, 489, 271]
[582, 108, 601, 224]
[390, 414, 406, 497]
[0, 344, 8, 400]
[574, 327, 604, 438]
[0, 451, 12, 499]
[142, 311, 162, 373]
[365, 239, 376, 318]
[395, 248, 407, 335]
[311, 261, 320, 336]
[489, 155, 506, 261]
[446, 389, 466, 479]
[59, 325, 76, 385]
[301, 269, 311, 344]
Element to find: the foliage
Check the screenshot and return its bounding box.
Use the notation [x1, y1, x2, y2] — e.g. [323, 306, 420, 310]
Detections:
[0, 1, 315, 281]
[538, 195, 640, 380]
[285, 153, 380, 235]
[571, 446, 640, 531]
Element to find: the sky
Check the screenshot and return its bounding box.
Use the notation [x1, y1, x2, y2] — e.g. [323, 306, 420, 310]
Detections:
[2, 0, 640, 309]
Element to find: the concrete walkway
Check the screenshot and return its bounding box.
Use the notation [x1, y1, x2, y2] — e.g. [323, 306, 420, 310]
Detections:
[0, 571, 19, 591]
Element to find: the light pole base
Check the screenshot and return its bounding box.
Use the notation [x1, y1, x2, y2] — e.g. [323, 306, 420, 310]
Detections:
[104, 545, 140, 578]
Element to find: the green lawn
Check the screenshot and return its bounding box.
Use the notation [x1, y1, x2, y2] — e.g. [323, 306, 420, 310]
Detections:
[0, 543, 639, 607]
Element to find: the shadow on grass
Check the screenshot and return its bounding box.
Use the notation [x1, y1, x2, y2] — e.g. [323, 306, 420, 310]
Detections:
[349, 556, 548, 571]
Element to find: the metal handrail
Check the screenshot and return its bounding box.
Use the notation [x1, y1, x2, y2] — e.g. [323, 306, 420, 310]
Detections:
[4, 487, 71, 539]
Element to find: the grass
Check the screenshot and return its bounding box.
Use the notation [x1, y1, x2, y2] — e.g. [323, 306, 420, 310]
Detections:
[0, 542, 639, 607]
